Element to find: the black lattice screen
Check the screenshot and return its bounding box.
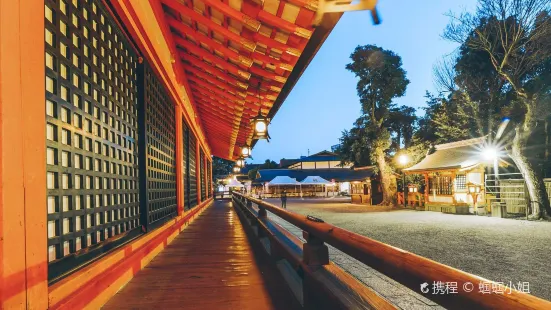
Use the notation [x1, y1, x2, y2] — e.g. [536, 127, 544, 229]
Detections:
[207, 160, 212, 198]
[188, 132, 198, 208]
[138, 63, 177, 229]
[183, 119, 190, 209]
[200, 149, 206, 201]
[45, 0, 140, 278]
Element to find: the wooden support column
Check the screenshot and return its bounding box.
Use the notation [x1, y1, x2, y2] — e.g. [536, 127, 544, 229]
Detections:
[451, 171, 457, 204]
[424, 174, 429, 205]
[196, 141, 202, 204]
[0, 0, 48, 307]
[175, 105, 184, 215]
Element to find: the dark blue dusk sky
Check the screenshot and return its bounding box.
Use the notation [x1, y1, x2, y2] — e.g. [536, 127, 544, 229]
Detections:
[250, 0, 478, 164]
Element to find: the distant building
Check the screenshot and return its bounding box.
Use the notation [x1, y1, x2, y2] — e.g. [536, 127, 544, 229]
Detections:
[404, 137, 491, 214]
[280, 150, 352, 169]
[252, 150, 381, 204]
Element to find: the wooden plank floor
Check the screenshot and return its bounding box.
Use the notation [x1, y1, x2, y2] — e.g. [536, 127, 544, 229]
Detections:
[103, 200, 301, 310]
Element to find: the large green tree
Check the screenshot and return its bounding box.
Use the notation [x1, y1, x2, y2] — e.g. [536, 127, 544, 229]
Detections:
[212, 156, 234, 176]
[335, 116, 373, 167]
[247, 159, 278, 180]
[386, 105, 418, 151]
[345, 45, 410, 204]
[445, 0, 551, 218]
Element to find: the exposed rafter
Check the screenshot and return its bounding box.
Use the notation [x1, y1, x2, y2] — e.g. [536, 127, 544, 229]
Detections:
[157, 0, 318, 159]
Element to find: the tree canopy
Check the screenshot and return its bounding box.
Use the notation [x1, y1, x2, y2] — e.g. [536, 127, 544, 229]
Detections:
[212, 156, 234, 176]
[341, 45, 410, 204]
[335, 0, 551, 217]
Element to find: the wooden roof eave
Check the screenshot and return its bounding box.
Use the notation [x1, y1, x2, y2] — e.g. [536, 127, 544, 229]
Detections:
[404, 167, 462, 175]
[251, 11, 347, 148]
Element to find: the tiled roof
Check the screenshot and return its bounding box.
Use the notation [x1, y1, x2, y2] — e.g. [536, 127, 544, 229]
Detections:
[282, 150, 341, 167]
[254, 167, 375, 183]
[279, 159, 299, 168]
[404, 137, 486, 172]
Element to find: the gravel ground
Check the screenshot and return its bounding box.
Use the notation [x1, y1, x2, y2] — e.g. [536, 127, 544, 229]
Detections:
[262, 198, 551, 304]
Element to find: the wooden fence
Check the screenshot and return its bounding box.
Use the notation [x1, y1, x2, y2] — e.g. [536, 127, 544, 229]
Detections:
[233, 192, 551, 309]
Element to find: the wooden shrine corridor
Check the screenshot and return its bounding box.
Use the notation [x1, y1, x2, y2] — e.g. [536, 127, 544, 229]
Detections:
[103, 200, 301, 309]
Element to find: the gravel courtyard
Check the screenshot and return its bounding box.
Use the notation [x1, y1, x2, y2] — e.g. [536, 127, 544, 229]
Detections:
[263, 198, 551, 303]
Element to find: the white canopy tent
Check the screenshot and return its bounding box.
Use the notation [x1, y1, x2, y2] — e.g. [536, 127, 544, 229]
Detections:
[300, 176, 331, 185]
[300, 176, 335, 197]
[227, 178, 244, 188]
[266, 176, 300, 197]
[268, 176, 300, 185]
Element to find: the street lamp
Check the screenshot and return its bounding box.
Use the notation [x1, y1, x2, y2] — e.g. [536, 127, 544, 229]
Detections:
[481, 145, 501, 202]
[482, 147, 498, 161]
[397, 154, 410, 208]
[398, 154, 409, 166]
[250, 111, 271, 141]
[241, 145, 251, 158]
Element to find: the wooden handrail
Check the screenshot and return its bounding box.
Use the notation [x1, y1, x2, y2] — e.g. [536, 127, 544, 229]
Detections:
[232, 193, 395, 309]
[232, 192, 551, 310]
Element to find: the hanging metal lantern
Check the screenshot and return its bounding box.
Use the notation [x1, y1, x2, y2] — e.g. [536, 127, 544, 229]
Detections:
[232, 166, 240, 173]
[241, 145, 251, 158]
[251, 81, 270, 141]
[250, 111, 271, 141]
[236, 158, 245, 168]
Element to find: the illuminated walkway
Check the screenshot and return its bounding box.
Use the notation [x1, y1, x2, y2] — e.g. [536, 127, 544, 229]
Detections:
[103, 201, 300, 309]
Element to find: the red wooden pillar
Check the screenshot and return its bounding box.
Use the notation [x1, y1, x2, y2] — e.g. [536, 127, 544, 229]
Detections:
[0, 0, 48, 307]
[175, 105, 184, 215]
[196, 141, 202, 204]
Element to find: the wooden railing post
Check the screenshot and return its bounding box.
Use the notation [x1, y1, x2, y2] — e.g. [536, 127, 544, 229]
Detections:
[302, 231, 329, 266]
[257, 204, 267, 218]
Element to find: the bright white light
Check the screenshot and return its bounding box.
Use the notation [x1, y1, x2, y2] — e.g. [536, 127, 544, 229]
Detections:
[398, 154, 409, 165]
[241, 146, 250, 157]
[482, 147, 498, 161]
[255, 121, 267, 133]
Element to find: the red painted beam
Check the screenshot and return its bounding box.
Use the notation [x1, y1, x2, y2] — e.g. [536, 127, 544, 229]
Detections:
[195, 97, 256, 117]
[190, 85, 257, 113]
[183, 59, 248, 90]
[177, 44, 250, 80]
[169, 16, 294, 74]
[254, 32, 301, 56]
[185, 65, 247, 98]
[257, 10, 313, 39]
[188, 76, 245, 104]
[162, 0, 256, 51]
[287, 0, 318, 11]
[200, 0, 261, 32]
[168, 18, 253, 68]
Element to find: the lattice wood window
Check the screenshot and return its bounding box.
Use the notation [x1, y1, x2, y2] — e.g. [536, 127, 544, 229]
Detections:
[188, 130, 198, 209]
[138, 64, 177, 228]
[45, 0, 139, 268]
[200, 149, 206, 201]
[207, 160, 212, 198]
[429, 176, 453, 195]
[455, 174, 467, 191]
[182, 119, 189, 208]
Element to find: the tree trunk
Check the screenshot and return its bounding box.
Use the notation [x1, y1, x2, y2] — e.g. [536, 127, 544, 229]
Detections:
[510, 126, 551, 219]
[375, 148, 396, 205]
